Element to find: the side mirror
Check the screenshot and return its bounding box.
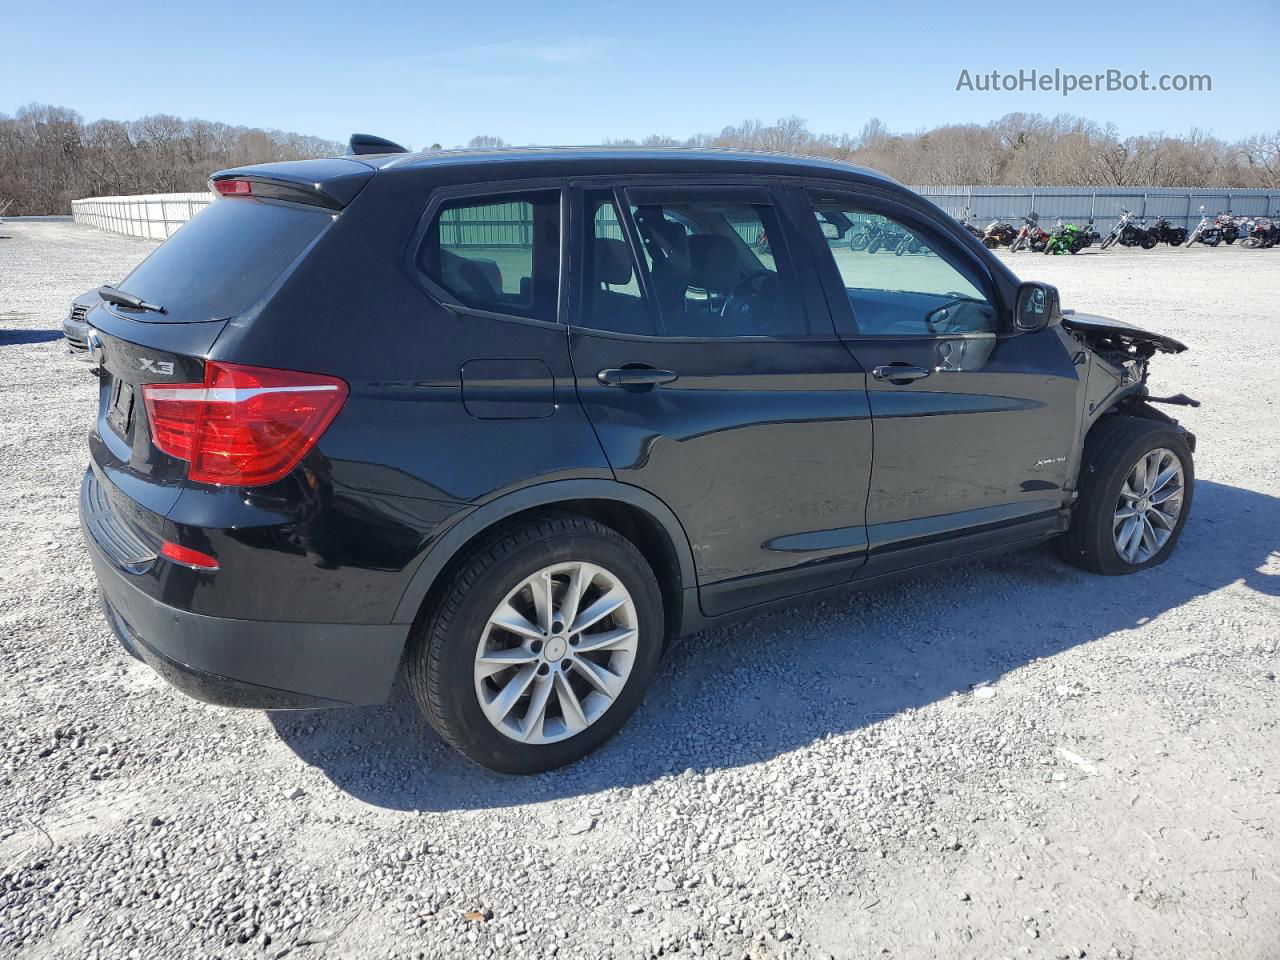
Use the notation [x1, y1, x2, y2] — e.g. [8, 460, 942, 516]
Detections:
[1014, 282, 1061, 333]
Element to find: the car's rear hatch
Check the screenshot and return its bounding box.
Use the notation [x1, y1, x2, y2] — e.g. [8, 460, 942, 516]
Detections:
[86, 160, 372, 534]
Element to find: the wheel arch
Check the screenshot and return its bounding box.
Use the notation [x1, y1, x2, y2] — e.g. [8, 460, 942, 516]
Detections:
[392, 480, 696, 643]
[1085, 398, 1194, 448]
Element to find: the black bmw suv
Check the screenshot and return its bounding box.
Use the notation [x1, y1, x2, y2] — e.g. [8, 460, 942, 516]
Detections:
[80, 145, 1196, 773]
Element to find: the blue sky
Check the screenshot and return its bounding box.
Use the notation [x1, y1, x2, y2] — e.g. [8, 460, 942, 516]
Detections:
[6, 0, 1276, 146]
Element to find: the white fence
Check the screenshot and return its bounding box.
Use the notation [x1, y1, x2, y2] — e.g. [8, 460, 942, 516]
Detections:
[71, 193, 214, 240]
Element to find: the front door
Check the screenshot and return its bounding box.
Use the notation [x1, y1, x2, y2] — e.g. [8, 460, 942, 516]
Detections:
[567, 183, 873, 616]
[798, 188, 1080, 575]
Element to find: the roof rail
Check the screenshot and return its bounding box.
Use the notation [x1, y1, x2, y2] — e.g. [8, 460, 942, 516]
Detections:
[345, 134, 409, 156]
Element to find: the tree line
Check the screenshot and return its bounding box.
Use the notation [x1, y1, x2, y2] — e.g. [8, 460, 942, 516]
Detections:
[2, 103, 1277, 216]
[601, 115, 1280, 190]
[0, 104, 342, 216]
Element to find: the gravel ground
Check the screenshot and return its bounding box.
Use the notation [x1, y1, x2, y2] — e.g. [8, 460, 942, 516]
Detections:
[1, 221, 1278, 960]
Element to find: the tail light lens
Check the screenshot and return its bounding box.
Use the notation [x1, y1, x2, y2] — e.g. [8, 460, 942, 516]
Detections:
[142, 362, 348, 486]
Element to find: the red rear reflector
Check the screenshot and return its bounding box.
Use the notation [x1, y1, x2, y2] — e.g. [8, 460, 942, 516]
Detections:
[161, 542, 220, 570]
[214, 179, 253, 196]
[142, 362, 348, 486]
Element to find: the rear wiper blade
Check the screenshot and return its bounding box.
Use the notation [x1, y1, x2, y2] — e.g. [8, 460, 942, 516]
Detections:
[98, 285, 166, 314]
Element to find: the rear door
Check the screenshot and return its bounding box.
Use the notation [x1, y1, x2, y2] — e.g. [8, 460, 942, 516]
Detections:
[796, 186, 1079, 575]
[566, 181, 873, 616]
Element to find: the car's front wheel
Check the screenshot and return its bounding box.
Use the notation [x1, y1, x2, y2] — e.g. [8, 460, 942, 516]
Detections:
[407, 513, 664, 773]
[1057, 415, 1194, 575]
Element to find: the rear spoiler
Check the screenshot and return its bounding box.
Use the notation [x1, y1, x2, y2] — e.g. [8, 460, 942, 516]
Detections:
[208, 157, 375, 209]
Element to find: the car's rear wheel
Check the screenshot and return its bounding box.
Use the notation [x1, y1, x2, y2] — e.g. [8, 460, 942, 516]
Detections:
[1056, 415, 1194, 575]
[407, 513, 663, 773]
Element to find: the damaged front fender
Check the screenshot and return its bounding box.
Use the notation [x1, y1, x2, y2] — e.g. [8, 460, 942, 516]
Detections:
[1059, 311, 1197, 493]
[1062, 312, 1193, 428]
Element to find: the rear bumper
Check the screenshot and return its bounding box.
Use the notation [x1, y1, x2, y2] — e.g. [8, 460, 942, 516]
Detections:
[82, 476, 409, 710]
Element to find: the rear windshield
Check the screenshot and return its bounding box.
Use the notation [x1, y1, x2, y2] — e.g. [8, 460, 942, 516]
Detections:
[115, 197, 332, 322]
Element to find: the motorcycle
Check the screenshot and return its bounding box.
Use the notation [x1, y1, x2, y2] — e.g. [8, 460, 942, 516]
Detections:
[848, 222, 875, 251]
[957, 208, 984, 241]
[981, 218, 1016, 248]
[1136, 218, 1159, 249]
[894, 231, 929, 256]
[1009, 213, 1050, 253]
[1147, 217, 1187, 247]
[1241, 217, 1278, 249]
[1214, 212, 1241, 245]
[1044, 219, 1096, 255]
[1099, 209, 1154, 249]
[849, 219, 906, 254]
[1186, 206, 1222, 247]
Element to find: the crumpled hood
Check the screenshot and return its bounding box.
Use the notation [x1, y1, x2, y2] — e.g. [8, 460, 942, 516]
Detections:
[1060, 312, 1187, 354]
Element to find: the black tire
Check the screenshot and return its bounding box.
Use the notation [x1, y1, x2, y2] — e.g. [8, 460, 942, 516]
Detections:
[1140, 233, 1158, 250]
[1169, 230, 1186, 246]
[868, 237, 882, 254]
[1099, 234, 1116, 250]
[1056, 415, 1194, 575]
[406, 512, 664, 774]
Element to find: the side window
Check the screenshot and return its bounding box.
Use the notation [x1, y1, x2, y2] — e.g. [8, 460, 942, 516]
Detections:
[580, 191, 655, 336]
[419, 190, 560, 322]
[811, 200, 997, 337]
[619, 196, 805, 338]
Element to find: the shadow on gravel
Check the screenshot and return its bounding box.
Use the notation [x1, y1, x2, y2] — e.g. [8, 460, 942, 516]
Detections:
[271, 479, 1279, 811]
[0, 328, 63, 345]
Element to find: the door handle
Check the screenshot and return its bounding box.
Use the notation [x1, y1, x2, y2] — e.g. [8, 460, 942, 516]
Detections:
[596, 367, 679, 387]
[872, 363, 931, 384]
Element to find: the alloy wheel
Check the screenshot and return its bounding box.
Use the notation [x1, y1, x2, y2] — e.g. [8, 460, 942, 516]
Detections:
[1113, 447, 1185, 564]
[473, 562, 639, 744]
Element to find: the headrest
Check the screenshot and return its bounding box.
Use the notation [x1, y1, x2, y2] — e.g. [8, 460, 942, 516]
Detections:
[594, 237, 634, 286]
[688, 234, 742, 294]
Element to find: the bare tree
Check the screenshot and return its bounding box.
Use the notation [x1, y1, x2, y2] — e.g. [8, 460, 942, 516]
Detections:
[1237, 131, 1280, 187]
[0, 104, 342, 215]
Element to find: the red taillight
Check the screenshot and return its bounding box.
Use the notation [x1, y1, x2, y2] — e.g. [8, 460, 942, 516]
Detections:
[213, 178, 253, 197]
[161, 542, 220, 570]
[142, 362, 348, 486]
